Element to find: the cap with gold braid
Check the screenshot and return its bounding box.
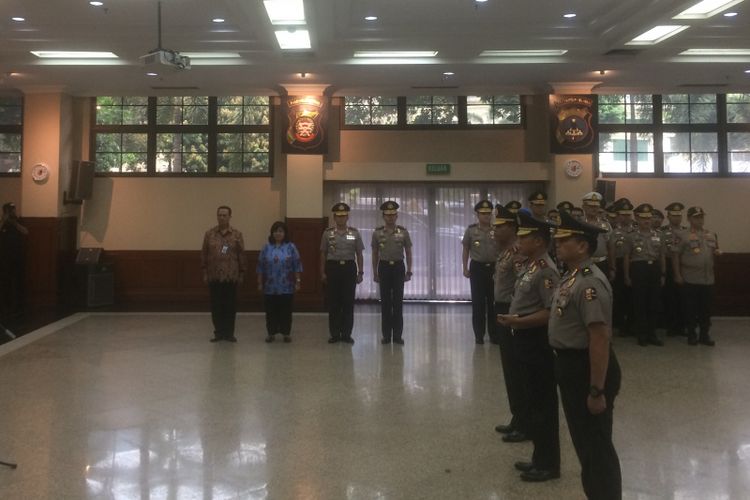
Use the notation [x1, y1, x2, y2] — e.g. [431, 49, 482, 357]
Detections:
[634, 203, 654, 219]
[516, 210, 554, 236]
[614, 198, 634, 215]
[332, 202, 351, 216]
[687, 206, 705, 218]
[474, 199, 493, 213]
[528, 191, 548, 206]
[665, 202, 685, 216]
[582, 191, 604, 207]
[380, 200, 399, 215]
[494, 204, 517, 225]
[554, 210, 607, 239]
[504, 200, 522, 214]
[557, 201, 574, 213]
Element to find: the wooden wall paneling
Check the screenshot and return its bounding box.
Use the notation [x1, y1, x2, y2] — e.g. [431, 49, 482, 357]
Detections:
[22, 217, 77, 307]
[285, 217, 327, 310]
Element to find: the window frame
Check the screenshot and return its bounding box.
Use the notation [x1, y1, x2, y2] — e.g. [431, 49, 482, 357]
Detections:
[90, 96, 274, 177]
[0, 95, 24, 176]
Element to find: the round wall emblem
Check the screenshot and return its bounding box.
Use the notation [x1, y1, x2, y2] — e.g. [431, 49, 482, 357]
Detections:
[564, 159, 583, 178]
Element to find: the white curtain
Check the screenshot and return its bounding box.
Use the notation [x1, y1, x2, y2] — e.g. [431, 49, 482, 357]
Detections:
[328, 182, 543, 300]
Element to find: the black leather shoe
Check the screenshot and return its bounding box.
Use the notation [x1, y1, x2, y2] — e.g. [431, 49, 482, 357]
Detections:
[226, 336, 237, 343]
[514, 461, 534, 472]
[699, 336, 715, 346]
[502, 430, 528, 443]
[283, 336, 292, 343]
[381, 339, 391, 344]
[520, 468, 560, 482]
[342, 337, 355, 344]
[475, 339, 485, 345]
[494, 424, 513, 434]
[393, 338, 404, 345]
[648, 337, 664, 346]
[265, 335, 274, 343]
[328, 337, 340, 344]
[210, 337, 221, 343]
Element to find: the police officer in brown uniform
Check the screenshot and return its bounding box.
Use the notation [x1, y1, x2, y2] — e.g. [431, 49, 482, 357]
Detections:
[497, 211, 560, 482]
[611, 198, 635, 336]
[662, 202, 687, 337]
[673, 207, 720, 346]
[320, 203, 365, 344]
[624, 203, 666, 346]
[372, 201, 413, 345]
[582, 191, 615, 281]
[550, 210, 622, 500]
[493, 204, 530, 442]
[462, 200, 499, 344]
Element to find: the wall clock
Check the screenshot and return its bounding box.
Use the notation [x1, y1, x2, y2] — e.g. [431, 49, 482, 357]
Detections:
[31, 163, 50, 182]
[564, 159, 583, 178]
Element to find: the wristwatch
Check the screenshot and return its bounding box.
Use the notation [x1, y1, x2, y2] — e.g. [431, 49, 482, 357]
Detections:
[589, 385, 605, 397]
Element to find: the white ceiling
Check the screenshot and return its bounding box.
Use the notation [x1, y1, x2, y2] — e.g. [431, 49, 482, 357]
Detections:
[1, 0, 749, 96]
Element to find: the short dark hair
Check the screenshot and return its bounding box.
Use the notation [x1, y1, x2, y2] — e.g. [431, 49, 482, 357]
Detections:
[570, 234, 598, 256]
[268, 221, 290, 244]
[217, 205, 232, 216]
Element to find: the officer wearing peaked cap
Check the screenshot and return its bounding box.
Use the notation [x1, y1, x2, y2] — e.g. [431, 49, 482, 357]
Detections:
[372, 201, 413, 345]
[550, 210, 622, 499]
[582, 191, 615, 281]
[673, 206, 720, 346]
[624, 203, 666, 347]
[662, 202, 687, 337]
[557, 201, 574, 214]
[611, 198, 635, 336]
[505, 200, 522, 214]
[320, 202, 365, 344]
[463, 200, 499, 344]
[528, 191, 549, 221]
[497, 211, 560, 482]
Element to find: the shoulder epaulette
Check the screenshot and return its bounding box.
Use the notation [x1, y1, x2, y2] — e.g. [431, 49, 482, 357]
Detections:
[537, 258, 548, 268]
[582, 267, 593, 276]
[468, 223, 478, 228]
[397, 225, 406, 230]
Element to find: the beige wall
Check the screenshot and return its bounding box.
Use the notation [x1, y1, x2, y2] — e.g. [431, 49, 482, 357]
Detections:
[325, 161, 550, 182]
[79, 177, 282, 250]
[615, 178, 750, 252]
[0, 178, 22, 210]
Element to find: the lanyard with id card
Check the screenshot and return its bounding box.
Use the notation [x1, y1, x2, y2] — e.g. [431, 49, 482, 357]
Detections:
[221, 243, 230, 255]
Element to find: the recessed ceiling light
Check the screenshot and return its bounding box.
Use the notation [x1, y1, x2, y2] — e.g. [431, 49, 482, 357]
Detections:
[673, 0, 745, 19]
[146, 72, 158, 76]
[724, 11, 739, 16]
[563, 13, 577, 18]
[680, 48, 750, 55]
[626, 25, 689, 45]
[364, 15, 378, 21]
[89, 1, 104, 6]
[11, 17, 25, 22]
[354, 51, 438, 58]
[443, 71, 455, 76]
[744, 69, 750, 73]
[274, 29, 311, 50]
[212, 18, 225, 23]
[475, 0, 489, 3]
[479, 49, 568, 56]
[30, 50, 118, 58]
[263, 0, 306, 25]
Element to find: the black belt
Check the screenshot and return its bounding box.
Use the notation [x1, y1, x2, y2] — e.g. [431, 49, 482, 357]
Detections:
[553, 348, 588, 358]
[327, 260, 354, 265]
[379, 260, 403, 265]
[472, 261, 494, 268]
[631, 259, 657, 265]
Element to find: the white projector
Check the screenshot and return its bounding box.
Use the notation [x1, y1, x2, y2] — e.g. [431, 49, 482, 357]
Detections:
[141, 49, 191, 70]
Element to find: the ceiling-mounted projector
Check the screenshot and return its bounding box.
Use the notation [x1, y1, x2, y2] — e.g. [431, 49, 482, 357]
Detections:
[141, 49, 191, 70]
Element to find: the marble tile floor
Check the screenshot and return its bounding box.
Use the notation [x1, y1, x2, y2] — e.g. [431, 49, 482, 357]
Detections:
[0, 305, 748, 499]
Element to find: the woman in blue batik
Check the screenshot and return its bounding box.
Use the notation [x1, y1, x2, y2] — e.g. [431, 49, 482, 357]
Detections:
[256, 221, 303, 343]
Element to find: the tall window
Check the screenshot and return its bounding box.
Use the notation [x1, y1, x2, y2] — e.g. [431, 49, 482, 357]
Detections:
[0, 95, 23, 174]
[92, 96, 273, 175]
[328, 182, 543, 301]
[406, 96, 458, 125]
[598, 95, 655, 174]
[343, 96, 398, 126]
[727, 94, 750, 173]
[466, 95, 522, 125]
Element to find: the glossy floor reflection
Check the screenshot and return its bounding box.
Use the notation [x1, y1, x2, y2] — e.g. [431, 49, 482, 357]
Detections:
[0, 305, 748, 499]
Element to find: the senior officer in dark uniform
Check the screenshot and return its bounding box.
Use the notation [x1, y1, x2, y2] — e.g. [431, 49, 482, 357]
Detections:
[582, 191, 615, 281]
[320, 202, 365, 344]
[497, 211, 560, 482]
[462, 199, 498, 344]
[673, 206, 720, 346]
[662, 202, 687, 337]
[492, 205, 530, 442]
[550, 211, 622, 500]
[611, 198, 635, 336]
[624, 203, 666, 347]
[528, 191, 548, 221]
[372, 201, 413, 345]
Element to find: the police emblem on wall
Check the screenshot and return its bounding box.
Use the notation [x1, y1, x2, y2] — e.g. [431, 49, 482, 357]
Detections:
[549, 95, 597, 154]
[282, 95, 328, 154]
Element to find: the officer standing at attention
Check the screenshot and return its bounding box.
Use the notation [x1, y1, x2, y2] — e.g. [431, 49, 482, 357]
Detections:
[505, 200, 522, 214]
[528, 191, 549, 221]
[662, 202, 687, 337]
[497, 211, 560, 482]
[372, 201, 413, 345]
[320, 202, 364, 344]
[673, 207, 720, 346]
[462, 199, 499, 344]
[582, 192, 615, 281]
[611, 198, 635, 336]
[557, 201, 574, 215]
[492, 204, 530, 443]
[624, 203, 666, 347]
[549, 210, 622, 500]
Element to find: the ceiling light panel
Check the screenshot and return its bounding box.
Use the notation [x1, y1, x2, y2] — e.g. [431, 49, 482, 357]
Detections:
[353, 51, 438, 58]
[181, 52, 242, 58]
[673, 0, 745, 19]
[626, 25, 689, 45]
[263, 0, 306, 25]
[680, 48, 750, 55]
[479, 50, 568, 57]
[31, 51, 118, 58]
[274, 29, 311, 49]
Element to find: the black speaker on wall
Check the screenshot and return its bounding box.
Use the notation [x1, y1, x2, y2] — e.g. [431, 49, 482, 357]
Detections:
[595, 179, 616, 204]
[64, 160, 95, 204]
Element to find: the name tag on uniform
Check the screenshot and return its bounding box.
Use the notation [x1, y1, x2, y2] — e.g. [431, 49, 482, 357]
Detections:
[221, 244, 230, 255]
[346, 234, 356, 240]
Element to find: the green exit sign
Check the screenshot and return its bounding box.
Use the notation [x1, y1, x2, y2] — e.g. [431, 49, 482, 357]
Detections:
[426, 163, 451, 175]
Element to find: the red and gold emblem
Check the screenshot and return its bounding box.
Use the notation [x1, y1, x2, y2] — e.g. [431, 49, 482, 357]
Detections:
[283, 95, 328, 154]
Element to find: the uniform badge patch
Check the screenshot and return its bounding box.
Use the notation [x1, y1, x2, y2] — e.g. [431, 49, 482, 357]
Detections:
[582, 267, 592, 276]
[584, 287, 597, 301]
[555, 307, 563, 317]
[544, 278, 554, 289]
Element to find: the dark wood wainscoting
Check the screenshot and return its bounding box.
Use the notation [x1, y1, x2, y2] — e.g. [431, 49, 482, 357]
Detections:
[23, 217, 77, 307]
[286, 217, 328, 310]
[714, 253, 750, 316]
